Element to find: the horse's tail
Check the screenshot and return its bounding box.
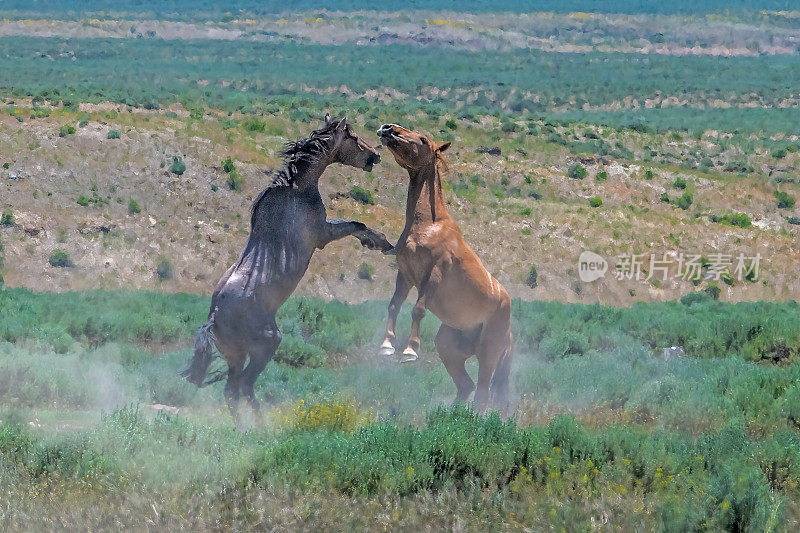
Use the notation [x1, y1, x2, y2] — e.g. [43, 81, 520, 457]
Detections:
[180, 309, 217, 387]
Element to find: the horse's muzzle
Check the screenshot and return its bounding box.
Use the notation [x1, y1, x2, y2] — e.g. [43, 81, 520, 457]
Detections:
[364, 152, 380, 171]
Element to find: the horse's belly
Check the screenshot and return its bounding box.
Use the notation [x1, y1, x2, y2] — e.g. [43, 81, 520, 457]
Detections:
[428, 274, 497, 330]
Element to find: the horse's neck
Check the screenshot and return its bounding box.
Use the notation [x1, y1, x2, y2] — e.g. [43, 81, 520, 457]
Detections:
[251, 159, 329, 231]
[291, 158, 330, 192]
[405, 164, 448, 228]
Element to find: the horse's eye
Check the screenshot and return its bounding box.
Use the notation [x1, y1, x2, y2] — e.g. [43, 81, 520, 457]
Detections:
[421, 138, 428, 145]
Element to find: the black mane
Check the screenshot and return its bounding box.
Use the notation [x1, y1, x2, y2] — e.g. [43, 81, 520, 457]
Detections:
[249, 119, 343, 227]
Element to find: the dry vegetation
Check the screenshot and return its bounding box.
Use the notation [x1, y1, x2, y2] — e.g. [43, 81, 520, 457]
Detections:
[2, 103, 799, 304]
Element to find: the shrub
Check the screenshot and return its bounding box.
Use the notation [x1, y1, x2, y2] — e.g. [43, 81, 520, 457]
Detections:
[681, 291, 713, 306]
[500, 119, 518, 132]
[539, 330, 589, 360]
[699, 157, 714, 172]
[772, 148, 787, 159]
[274, 335, 327, 367]
[444, 119, 457, 130]
[525, 266, 537, 288]
[519, 207, 532, 217]
[48, 249, 72, 267]
[221, 156, 236, 174]
[660, 192, 670, 203]
[169, 156, 186, 175]
[787, 216, 800, 225]
[588, 196, 602, 208]
[672, 177, 687, 189]
[226, 169, 245, 192]
[127, 198, 141, 215]
[568, 163, 587, 180]
[644, 169, 654, 180]
[595, 170, 608, 182]
[675, 191, 693, 210]
[704, 284, 722, 300]
[0, 211, 14, 226]
[156, 257, 173, 280]
[282, 398, 372, 432]
[710, 213, 751, 228]
[349, 186, 375, 205]
[242, 117, 266, 132]
[775, 190, 795, 209]
[357, 262, 374, 280]
[76, 195, 91, 207]
[58, 125, 76, 137]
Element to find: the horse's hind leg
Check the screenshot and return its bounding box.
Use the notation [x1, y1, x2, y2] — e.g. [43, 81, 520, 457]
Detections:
[240, 320, 282, 411]
[474, 306, 512, 412]
[224, 360, 244, 413]
[435, 325, 475, 404]
[213, 336, 247, 413]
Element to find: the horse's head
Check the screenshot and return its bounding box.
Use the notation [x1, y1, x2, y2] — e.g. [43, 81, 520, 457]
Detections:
[377, 123, 450, 172]
[324, 115, 381, 172]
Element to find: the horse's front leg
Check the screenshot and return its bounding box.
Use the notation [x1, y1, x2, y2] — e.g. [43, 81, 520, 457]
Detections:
[401, 267, 443, 363]
[320, 220, 394, 253]
[380, 272, 412, 356]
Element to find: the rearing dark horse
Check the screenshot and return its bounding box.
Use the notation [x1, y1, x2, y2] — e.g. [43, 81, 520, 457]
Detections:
[181, 116, 392, 410]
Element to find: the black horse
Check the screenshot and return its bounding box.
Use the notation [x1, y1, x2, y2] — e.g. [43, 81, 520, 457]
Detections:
[181, 116, 392, 410]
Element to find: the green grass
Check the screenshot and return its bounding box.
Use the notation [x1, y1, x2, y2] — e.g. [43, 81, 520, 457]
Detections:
[3, 288, 800, 529]
[3, 288, 800, 363]
[2, 353, 799, 530]
[0, 0, 789, 20]
[3, 36, 800, 134]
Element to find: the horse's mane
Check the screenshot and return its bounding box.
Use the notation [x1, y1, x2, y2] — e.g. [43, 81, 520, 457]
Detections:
[436, 152, 450, 174]
[249, 119, 341, 227]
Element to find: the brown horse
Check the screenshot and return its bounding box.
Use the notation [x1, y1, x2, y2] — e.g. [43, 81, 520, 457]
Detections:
[376, 123, 513, 410]
[181, 117, 393, 411]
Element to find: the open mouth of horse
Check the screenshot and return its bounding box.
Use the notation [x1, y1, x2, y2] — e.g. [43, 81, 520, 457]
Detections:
[363, 152, 380, 171]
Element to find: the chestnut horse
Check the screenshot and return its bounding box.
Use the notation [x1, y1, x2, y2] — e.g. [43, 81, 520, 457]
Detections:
[377, 124, 513, 410]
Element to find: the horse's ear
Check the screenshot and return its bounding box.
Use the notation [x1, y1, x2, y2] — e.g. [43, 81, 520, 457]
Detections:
[323, 113, 331, 125]
[437, 141, 451, 153]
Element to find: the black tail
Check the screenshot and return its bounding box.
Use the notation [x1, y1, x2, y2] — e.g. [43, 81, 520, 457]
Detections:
[180, 311, 217, 387]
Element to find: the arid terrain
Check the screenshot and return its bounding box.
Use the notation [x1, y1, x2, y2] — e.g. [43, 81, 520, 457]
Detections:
[2, 101, 799, 304]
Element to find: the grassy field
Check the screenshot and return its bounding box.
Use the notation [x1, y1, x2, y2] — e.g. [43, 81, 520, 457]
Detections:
[2, 2, 800, 530]
[2, 288, 800, 530]
[3, 36, 799, 133]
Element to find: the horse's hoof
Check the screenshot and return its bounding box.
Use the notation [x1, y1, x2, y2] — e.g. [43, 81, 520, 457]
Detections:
[379, 340, 395, 357]
[399, 348, 418, 363]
